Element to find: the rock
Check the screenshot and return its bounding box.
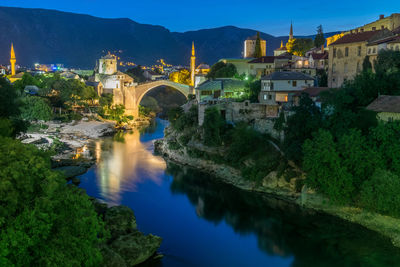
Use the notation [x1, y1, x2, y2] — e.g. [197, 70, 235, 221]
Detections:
[91, 199, 108, 219]
[262, 171, 278, 188]
[110, 231, 162, 266]
[100, 245, 127, 267]
[71, 177, 81, 186]
[104, 205, 137, 239]
[53, 166, 87, 179]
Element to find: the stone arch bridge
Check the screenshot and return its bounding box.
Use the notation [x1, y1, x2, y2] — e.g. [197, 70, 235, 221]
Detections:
[114, 80, 193, 117]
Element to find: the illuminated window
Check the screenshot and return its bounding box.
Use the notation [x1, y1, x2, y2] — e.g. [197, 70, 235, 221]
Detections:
[285, 95, 288, 102]
[292, 81, 297, 87]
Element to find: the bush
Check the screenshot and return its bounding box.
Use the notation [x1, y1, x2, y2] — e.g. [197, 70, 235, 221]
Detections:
[203, 107, 224, 146]
[360, 169, 400, 217]
[0, 138, 107, 266]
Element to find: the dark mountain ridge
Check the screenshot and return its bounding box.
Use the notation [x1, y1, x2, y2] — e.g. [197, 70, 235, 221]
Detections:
[0, 6, 340, 68]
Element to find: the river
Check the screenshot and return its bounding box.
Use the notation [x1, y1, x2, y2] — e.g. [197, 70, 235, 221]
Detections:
[79, 119, 400, 267]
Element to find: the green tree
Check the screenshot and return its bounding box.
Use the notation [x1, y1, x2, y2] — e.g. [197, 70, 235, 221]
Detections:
[253, 32, 262, 58]
[303, 129, 354, 204]
[245, 79, 261, 102]
[360, 169, 400, 217]
[20, 96, 53, 122]
[207, 62, 237, 79]
[0, 137, 107, 266]
[314, 25, 325, 48]
[288, 38, 314, 56]
[283, 93, 322, 163]
[362, 56, 373, 72]
[316, 69, 327, 87]
[203, 107, 224, 146]
[274, 111, 286, 140]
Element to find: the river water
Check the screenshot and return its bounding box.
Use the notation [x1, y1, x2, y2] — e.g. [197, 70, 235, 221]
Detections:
[79, 119, 400, 267]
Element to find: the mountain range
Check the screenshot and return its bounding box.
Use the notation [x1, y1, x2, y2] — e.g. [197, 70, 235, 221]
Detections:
[0, 6, 340, 69]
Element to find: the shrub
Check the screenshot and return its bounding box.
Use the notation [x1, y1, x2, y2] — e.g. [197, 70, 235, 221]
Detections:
[0, 138, 107, 266]
[360, 169, 400, 217]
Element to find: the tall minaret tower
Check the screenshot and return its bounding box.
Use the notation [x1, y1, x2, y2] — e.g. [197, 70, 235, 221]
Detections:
[190, 41, 196, 86]
[289, 22, 294, 41]
[10, 43, 16, 76]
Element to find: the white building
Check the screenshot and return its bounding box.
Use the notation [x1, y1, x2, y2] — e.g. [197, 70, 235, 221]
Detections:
[259, 71, 315, 107]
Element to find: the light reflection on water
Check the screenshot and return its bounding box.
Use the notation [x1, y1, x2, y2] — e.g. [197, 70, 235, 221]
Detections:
[79, 119, 400, 267]
[92, 129, 166, 205]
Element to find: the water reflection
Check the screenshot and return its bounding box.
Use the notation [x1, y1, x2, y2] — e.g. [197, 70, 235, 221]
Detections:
[92, 129, 166, 205]
[167, 162, 400, 267]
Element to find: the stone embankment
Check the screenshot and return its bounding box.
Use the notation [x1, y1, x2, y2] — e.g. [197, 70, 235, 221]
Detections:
[155, 127, 400, 249]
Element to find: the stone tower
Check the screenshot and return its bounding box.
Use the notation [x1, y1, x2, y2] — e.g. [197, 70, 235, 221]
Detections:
[98, 53, 117, 75]
[10, 43, 16, 76]
[190, 42, 196, 86]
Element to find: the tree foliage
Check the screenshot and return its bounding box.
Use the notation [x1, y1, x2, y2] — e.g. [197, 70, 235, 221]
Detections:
[0, 138, 107, 266]
[314, 25, 325, 48]
[287, 38, 314, 56]
[20, 96, 52, 122]
[207, 62, 237, 79]
[203, 107, 224, 146]
[253, 32, 262, 58]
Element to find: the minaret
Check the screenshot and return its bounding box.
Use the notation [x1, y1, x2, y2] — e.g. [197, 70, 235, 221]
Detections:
[10, 43, 16, 76]
[289, 22, 294, 41]
[280, 40, 284, 48]
[190, 41, 196, 86]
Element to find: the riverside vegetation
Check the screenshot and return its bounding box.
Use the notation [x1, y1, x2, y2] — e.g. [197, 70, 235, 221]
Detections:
[156, 50, 400, 247]
[0, 75, 161, 266]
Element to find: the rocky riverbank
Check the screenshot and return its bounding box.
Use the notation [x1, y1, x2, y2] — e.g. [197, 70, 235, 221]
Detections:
[92, 201, 162, 266]
[155, 128, 400, 249]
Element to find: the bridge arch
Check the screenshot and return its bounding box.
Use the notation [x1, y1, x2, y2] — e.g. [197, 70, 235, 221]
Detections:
[123, 80, 193, 117]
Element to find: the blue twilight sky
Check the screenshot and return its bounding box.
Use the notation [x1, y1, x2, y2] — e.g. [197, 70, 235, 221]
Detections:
[1, 0, 399, 35]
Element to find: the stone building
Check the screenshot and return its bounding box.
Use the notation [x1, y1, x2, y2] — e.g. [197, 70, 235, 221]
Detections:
[366, 35, 400, 62]
[259, 71, 314, 109]
[195, 78, 246, 102]
[328, 29, 393, 88]
[327, 14, 400, 46]
[98, 53, 118, 75]
[244, 35, 267, 58]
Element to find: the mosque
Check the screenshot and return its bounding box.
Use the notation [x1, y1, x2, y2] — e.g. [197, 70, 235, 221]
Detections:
[274, 23, 294, 56]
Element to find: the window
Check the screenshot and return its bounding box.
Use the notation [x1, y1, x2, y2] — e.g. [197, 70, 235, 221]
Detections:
[288, 80, 291, 84]
[332, 63, 336, 73]
[368, 48, 371, 54]
[292, 81, 297, 87]
[358, 46, 361, 56]
[344, 63, 348, 73]
[356, 61, 360, 73]
[373, 47, 376, 54]
[268, 94, 272, 100]
[270, 82, 274, 90]
[263, 94, 267, 100]
[372, 27, 376, 31]
[345, 47, 349, 57]
[381, 25, 385, 29]
[333, 48, 337, 58]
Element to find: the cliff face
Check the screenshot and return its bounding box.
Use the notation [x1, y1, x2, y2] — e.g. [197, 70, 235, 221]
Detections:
[0, 6, 340, 68]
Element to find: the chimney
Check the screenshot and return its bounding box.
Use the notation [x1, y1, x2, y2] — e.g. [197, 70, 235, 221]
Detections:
[380, 14, 384, 19]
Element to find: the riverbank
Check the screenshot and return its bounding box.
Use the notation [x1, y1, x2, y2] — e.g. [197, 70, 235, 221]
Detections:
[155, 127, 400, 249]
[18, 117, 163, 266]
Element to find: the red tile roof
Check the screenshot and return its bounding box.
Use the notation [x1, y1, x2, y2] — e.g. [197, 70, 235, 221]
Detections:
[249, 56, 276, 63]
[330, 30, 384, 45]
[367, 95, 400, 113]
[294, 87, 329, 97]
[310, 52, 328, 60]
